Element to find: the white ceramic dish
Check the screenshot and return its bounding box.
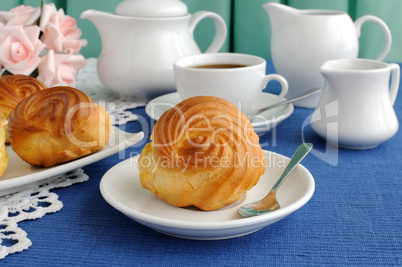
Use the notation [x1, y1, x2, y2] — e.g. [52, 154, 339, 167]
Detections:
[100, 150, 315, 240]
[0, 127, 143, 197]
[145, 92, 294, 135]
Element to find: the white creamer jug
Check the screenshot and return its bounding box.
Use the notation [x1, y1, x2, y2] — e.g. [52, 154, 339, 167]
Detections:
[311, 59, 399, 149]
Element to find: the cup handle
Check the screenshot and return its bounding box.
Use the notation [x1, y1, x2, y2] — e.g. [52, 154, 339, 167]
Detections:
[189, 11, 227, 53]
[389, 63, 400, 106]
[261, 74, 289, 102]
[354, 15, 392, 61]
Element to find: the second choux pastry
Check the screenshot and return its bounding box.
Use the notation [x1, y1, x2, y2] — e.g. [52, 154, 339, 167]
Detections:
[8, 86, 112, 167]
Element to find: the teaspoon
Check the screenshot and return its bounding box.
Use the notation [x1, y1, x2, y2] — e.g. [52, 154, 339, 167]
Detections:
[237, 143, 313, 217]
[248, 88, 321, 122]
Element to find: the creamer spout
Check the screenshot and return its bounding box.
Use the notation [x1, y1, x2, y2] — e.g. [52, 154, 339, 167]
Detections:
[262, 2, 297, 27]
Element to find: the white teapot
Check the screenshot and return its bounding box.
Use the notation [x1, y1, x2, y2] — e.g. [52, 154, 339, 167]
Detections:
[81, 0, 227, 101]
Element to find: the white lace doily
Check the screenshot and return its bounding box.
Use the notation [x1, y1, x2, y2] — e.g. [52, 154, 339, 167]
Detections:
[0, 169, 88, 259]
[0, 58, 145, 259]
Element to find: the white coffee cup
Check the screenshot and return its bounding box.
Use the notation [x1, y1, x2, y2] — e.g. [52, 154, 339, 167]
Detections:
[173, 53, 288, 115]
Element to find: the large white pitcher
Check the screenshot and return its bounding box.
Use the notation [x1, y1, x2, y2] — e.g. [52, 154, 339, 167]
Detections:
[311, 59, 399, 149]
[263, 3, 392, 108]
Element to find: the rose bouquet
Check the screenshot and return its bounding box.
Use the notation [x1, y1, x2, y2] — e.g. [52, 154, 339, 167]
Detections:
[0, 3, 87, 87]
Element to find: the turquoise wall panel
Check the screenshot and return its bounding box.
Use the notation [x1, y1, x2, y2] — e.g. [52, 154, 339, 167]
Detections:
[0, 0, 24, 11]
[182, 0, 231, 53]
[67, 0, 121, 57]
[233, 0, 275, 60]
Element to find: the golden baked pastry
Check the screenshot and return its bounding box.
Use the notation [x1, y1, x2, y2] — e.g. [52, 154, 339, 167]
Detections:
[0, 119, 8, 177]
[0, 75, 47, 142]
[138, 96, 266, 211]
[8, 86, 111, 167]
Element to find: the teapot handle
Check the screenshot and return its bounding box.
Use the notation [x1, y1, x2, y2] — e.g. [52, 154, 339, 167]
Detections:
[189, 11, 227, 53]
[354, 15, 392, 61]
[389, 63, 400, 106]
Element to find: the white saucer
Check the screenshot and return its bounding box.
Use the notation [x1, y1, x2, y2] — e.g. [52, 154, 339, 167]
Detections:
[100, 150, 315, 240]
[145, 93, 294, 135]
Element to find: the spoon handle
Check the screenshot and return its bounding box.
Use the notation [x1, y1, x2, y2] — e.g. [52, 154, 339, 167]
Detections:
[249, 88, 321, 121]
[271, 143, 313, 191]
[270, 88, 321, 109]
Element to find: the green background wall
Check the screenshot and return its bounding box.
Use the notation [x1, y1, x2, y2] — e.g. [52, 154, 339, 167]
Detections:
[2, 0, 401, 62]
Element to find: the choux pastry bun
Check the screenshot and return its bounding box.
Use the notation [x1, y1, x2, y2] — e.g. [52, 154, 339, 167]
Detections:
[138, 96, 266, 211]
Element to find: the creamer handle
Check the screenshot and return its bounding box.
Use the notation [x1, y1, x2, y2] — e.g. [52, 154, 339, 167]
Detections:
[389, 63, 400, 105]
[354, 15, 392, 61]
[189, 11, 227, 53]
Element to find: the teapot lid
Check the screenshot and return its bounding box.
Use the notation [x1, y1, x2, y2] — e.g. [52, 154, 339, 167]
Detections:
[115, 0, 188, 17]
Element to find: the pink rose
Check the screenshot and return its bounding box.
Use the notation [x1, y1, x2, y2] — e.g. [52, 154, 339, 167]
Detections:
[0, 5, 41, 26]
[40, 3, 87, 53]
[37, 49, 87, 87]
[0, 25, 45, 75]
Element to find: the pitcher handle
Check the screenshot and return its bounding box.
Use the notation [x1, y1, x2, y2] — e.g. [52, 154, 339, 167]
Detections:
[189, 11, 227, 53]
[354, 15, 392, 61]
[389, 63, 400, 106]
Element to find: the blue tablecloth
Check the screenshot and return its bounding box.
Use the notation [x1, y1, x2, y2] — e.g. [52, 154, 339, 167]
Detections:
[3, 61, 401, 266]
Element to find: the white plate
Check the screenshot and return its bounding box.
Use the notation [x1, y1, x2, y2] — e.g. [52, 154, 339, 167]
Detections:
[100, 150, 315, 240]
[0, 127, 144, 197]
[145, 93, 294, 135]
